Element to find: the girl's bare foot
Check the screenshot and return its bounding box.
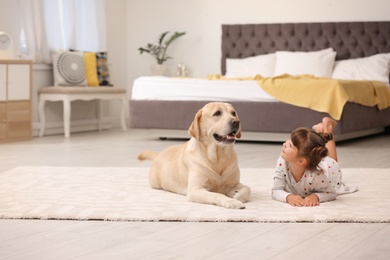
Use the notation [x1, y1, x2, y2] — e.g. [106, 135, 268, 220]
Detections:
[312, 122, 324, 133]
[322, 117, 337, 134]
[313, 117, 337, 133]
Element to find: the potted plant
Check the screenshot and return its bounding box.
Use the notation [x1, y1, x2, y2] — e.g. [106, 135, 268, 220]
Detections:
[138, 31, 186, 75]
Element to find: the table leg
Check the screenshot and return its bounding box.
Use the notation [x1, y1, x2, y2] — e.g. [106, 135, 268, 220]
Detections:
[63, 97, 71, 138]
[97, 100, 103, 131]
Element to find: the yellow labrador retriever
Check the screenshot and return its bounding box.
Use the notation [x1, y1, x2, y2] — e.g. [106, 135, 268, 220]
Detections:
[137, 102, 251, 209]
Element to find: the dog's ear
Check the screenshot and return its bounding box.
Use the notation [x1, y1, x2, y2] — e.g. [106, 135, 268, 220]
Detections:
[235, 111, 242, 139]
[188, 109, 202, 140]
[236, 129, 242, 139]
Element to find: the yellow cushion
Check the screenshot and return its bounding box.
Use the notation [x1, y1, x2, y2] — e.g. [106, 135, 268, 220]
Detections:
[83, 52, 99, 86]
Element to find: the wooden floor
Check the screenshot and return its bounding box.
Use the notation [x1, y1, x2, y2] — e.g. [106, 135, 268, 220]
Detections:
[0, 128, 389, 259]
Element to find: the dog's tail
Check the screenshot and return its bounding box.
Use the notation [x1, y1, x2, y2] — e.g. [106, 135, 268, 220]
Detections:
[137, 150, 158, 161]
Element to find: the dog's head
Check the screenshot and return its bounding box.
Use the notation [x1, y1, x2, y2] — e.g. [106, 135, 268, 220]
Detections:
[188, 102, 241, 144]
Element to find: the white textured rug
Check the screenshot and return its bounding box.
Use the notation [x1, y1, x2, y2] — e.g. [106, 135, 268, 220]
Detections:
[0, 166, 389, 223]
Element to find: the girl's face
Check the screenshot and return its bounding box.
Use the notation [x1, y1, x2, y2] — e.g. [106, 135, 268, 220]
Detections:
[281, 139, 299, 163]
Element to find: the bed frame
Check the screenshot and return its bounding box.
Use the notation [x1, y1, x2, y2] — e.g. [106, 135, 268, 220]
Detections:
[129, 21, 390, 142]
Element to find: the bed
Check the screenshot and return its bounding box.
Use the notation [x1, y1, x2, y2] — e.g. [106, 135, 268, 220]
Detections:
[129, 21, 390, 142]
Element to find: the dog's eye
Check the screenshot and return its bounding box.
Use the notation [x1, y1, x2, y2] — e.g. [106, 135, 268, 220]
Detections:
[232, 111, 237, 117]
[213, 111, 221, 116]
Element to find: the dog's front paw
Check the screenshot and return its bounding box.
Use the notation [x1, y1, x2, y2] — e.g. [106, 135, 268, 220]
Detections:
[222, 198, 245, 209]
[228, 186, 251, 203]
[232, 190, 250, 203]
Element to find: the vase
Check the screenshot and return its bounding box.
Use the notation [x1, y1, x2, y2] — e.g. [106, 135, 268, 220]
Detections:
[151, 64, 167, 76]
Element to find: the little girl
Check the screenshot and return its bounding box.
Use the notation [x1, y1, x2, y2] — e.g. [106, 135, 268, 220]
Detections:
[271, 117, 357, 207]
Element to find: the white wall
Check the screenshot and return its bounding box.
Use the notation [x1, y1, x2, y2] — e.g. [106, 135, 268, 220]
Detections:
[126, 0, 390, 88]
[0, 0, 20, 59]
[105, 0, 128, 126]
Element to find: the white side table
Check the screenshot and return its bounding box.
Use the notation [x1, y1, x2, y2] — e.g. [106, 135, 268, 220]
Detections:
[38, 86, 128, 137]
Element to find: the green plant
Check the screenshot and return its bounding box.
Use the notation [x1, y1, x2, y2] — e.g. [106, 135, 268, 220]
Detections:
[138, 31, 186, 64]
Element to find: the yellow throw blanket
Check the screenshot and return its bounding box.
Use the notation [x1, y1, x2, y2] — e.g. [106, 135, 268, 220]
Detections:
[208, 74, 390, 120]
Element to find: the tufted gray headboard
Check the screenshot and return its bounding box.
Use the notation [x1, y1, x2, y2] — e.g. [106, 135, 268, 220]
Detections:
[221, 21, 390, 75]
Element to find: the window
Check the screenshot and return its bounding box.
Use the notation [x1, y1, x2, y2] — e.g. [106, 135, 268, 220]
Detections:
[18, 0, 106, 64]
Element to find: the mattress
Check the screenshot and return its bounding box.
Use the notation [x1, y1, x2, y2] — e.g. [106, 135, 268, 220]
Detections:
[131, 76, 277, 102]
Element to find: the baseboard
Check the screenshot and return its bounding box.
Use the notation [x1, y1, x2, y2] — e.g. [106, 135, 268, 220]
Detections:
[32, 118, 113, 137]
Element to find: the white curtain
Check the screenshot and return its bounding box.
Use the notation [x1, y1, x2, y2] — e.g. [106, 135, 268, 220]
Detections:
[18, 0, 51, 63]
[18, 0, 106, 64]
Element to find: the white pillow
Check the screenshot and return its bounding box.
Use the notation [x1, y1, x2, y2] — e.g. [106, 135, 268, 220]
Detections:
[52, 50, 87, 86]
[331, 53, 390, 83]
[225, 53, 275, 78]
[274, 48, 337, 78]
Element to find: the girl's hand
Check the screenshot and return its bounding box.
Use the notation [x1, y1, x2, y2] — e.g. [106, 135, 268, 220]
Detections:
[303, 194, 320, 207]
[286, 194, 305, 207]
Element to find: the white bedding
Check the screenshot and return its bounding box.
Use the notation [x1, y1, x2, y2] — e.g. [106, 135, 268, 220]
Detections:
[131, 76, 277, 102]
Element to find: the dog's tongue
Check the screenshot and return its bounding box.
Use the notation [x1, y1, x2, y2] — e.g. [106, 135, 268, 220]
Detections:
[225, 133, 236, 140]
[214, 132, 236, 143]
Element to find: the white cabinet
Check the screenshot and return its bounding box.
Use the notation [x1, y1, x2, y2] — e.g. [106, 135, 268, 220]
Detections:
[0, 60, 32, 142]
[8, 64, 31, 100]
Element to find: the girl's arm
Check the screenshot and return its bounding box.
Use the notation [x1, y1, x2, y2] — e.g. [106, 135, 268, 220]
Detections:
[314, 178, 337, 202]
[271, 157, 291, 203]
[313, 160, 339, 202]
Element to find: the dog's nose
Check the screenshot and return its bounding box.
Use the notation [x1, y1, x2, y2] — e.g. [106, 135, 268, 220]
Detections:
[232, 120, 240, 128]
